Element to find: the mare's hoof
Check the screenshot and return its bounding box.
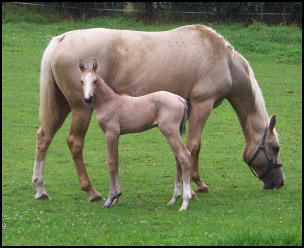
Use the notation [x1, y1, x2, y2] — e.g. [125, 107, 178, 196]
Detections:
[191, 192, 199, 201]
[89, 194, 104, 202]
[35, 192, 51, 200]
[195, 185, 210, 193]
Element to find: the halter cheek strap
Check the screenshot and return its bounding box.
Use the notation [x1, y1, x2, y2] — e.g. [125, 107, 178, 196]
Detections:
[246, 126, 283, 180]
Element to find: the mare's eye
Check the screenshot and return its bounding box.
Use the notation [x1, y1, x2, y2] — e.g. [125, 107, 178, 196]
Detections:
[93, 80, 97, 85]
[273, 146, 280, 153]
[80, 80, 83, 85]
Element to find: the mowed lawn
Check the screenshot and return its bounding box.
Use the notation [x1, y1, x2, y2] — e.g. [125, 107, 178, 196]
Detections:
[2, 19, 302, 245]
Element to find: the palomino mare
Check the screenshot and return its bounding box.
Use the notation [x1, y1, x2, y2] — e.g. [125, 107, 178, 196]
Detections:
[32, 24, 284, 204]
[79, 59, 195, 210]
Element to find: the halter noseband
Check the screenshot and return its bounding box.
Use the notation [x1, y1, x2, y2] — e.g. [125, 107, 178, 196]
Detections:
[246, 126, 283, 180]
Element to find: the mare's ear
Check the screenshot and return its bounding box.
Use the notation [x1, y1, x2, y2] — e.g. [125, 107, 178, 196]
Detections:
[269, 115, 276, 131]
[78, 60, 86, 72]
[92, 59, 98, 72]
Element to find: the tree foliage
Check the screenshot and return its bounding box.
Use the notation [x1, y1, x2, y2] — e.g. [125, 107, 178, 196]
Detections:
[3, 2, 302, 25]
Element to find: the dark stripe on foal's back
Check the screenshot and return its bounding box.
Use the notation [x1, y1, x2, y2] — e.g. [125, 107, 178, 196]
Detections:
[105, 81, 122, 95]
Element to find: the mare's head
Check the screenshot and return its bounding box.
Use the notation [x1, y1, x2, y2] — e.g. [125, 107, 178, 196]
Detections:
[245, 115, 285, 189]
[78, 59, 99, 105]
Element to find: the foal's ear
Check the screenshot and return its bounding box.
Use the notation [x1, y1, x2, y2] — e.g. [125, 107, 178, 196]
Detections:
[92, 59, 98, 72]
[269, 115, 276, 131]
[78, 60, 86, 72]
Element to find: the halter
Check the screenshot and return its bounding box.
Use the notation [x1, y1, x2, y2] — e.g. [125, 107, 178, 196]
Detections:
[246, 126, 283, 180]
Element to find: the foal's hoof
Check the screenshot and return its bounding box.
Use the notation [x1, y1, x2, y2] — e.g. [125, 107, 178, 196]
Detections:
[167, 199, 177, 206]
[103, 201, 112, 208]
[112, 197, 120, 205]
[111, 192, 122, 205]
[89, 194, 104, 202]
[195, 185, 210, 193]
[35, 192, 51, 200]
[179, 207, 187, 211]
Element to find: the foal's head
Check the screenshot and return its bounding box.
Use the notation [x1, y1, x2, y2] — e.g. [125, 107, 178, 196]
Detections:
[78, 59, 99, 105]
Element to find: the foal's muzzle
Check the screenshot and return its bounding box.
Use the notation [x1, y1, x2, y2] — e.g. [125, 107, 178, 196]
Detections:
[84, 96, 93, 105]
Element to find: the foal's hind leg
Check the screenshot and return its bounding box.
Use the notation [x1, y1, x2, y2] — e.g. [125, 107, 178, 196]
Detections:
[32, 100, 70, 200]
[167, 156, 183, 206]
[171, 138, 192, 211]
[67, 108, 104, 202]
[168, 156, 199, 206]
[159, 125, 193, 210]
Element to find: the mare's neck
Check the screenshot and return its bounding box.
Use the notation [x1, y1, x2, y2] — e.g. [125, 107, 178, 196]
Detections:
[229, 94, 269, 162]
[228, 54, 269, 161]
[230, 96, 268, 143]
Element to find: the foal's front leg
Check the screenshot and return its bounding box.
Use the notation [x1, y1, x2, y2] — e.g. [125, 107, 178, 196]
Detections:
[103, 132, 122, 208]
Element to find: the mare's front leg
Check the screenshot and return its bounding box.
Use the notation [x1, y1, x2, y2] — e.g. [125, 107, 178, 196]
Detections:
[67, 108, 104, 202]
[187, 100, 214, 193]
[103, 131, 122, 208]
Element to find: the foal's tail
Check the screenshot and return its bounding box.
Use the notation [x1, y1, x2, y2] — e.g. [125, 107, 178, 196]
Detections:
[179, 97, 190, 136]
[39, 35, 66, 132]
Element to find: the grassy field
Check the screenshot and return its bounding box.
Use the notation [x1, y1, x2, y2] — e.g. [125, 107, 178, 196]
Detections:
[2, 13, 302, 246]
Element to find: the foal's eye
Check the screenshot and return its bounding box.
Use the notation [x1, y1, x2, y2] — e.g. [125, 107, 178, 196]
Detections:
[80, 80, 83, 85]
[93, 80, 97, 85]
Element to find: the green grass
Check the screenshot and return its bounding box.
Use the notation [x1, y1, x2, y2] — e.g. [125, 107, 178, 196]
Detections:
[2, 13, 302, 246]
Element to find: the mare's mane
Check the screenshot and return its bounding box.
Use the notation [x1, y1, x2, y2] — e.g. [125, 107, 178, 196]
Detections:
[192, 25, 276, 139]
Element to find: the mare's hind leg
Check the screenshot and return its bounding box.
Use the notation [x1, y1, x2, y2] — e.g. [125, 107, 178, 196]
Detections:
[32, 98, 70, 200]
[187, 100, 213, 193]
[67, 108, 104, 202]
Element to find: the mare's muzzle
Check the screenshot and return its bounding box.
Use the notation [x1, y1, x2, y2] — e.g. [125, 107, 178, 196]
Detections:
[84, 96, 93, 105]
[263, 179, 285, 189]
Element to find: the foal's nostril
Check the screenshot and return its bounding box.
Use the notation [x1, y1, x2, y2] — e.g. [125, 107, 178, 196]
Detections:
[270, 182, 275, 188]
[280, 180, 285, 187]
[84, 96, 92, 104]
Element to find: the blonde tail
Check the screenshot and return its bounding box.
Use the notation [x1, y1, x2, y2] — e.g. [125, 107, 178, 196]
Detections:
[39, 35, 64, 132]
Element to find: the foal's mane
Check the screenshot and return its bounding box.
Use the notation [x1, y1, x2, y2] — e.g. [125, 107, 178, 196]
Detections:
[105, 82, 122, 95]
[94, 71, 123, 96]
